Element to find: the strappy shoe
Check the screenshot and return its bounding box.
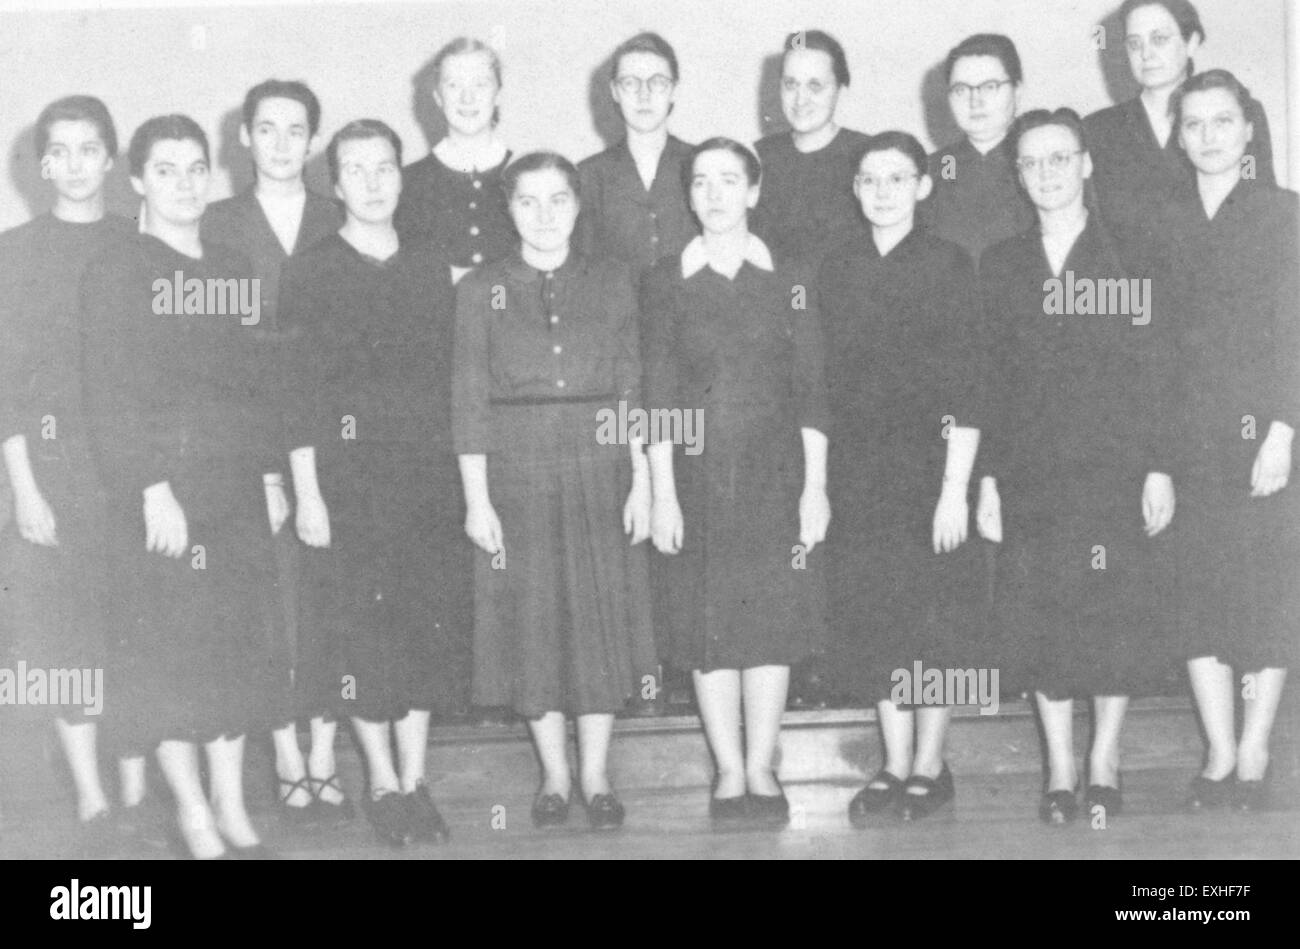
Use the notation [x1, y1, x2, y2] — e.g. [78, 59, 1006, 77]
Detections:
[306, 774, 356, 825]
[1039, 788, 1079, 825]
[900, 763, 955, 821]
[277, 776, 317, 825]
[848, 770, 905, 827]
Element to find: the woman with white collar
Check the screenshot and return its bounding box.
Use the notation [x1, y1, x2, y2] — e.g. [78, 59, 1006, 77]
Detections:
[643, 138, 830, 829]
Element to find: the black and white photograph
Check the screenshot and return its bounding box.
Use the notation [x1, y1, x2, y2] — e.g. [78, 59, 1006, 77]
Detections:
[0, 0, 1296, 898]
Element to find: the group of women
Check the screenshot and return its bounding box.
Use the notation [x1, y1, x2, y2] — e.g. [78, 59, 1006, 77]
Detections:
[0, 0, 1294, 859]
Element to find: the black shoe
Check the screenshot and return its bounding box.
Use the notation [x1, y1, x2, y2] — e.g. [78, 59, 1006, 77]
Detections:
[306, 774, 356, 826]
[709, 775, 749, 827]
[1084, 775, 1123, 817]
[364, 790, 413, 847]
[848, 770, 905, 828]
[1187, 773, 1235, 811]
[531, 792, 571, 828]
[277, 776, 317, 826]
[73, 810, 119, 859]
[405, 783, 451, 842]
[900, 764, 955, 821]
[747, 775, 790, 828]
[1039, 788, 1078, 825]
[1234, 772, 1270, 813]
[583, 793, 626, 830]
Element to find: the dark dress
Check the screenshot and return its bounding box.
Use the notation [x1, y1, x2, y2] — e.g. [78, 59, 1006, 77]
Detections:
[79, 233, 289, 748]
[576, 135, 697, 275]
[642, 238, 829, 672]
[820, 228, 991, 702]
[979, 217, 1176, 698]
[202, 187, 343, 724]
[280, 233, 469, 723]
[576, 134, 698, 670]
[452, 251, 655, 717]
[752, 127, 871, 265]
[1148, 181, 1299, 672]
[1085, 94, 1275, 268]
[920, 136, 1037, 266]
[0, 214, 132, 723]
[395, 148, 515, 269]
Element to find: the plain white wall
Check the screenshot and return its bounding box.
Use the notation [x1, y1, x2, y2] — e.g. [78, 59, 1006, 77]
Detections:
[0, 0, 1290, 230]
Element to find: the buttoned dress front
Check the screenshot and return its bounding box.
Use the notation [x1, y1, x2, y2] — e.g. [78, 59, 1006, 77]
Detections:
[453, 252, 655, 718]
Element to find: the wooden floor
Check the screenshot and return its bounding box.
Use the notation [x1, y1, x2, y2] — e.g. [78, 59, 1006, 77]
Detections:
[3, 768, 1297, 860]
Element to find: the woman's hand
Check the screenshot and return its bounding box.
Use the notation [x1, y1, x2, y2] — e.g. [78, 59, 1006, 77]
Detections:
[13, 482, 57, 547]
[932, 483, 969, 553]
[465, 500, 503, 555]
[264, 478, 291, 535]
[295, 488, 331, 548]
[1142, 472, 1175, 536]
[976, 476, 1002, 543]
[143, 482, 187, 558]
[799, 486, 830, 553]
[624, 474, 651, 544]
[1250, 423, 1293, 498]
[651, 496, 683, 555]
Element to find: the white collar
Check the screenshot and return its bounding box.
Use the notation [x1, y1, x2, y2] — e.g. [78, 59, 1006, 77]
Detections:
[680, 233, 774, 278]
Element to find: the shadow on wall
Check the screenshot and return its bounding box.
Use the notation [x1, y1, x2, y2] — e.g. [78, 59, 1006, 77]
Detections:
[756, 52, 786, 140]
[587, 47, 624, 151]
[920, 58, 961, 150]
[8, 122, 140, 224]
[1096, 7, 1139, 107]
[410, 54, 447, 159]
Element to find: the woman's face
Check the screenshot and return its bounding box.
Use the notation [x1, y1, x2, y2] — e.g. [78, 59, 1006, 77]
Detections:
[242, 96, 313, 183]
[780, 48, 841, 136]
[1016, 124, 1091, 214]
[510, 167, 578, 256]
[435, 50, 500, 138]
[854, 148, 931, 230]
[131, 137, 209, 227]
[1178, 87, 1253, 176]
[689, 148, 758, 236]
[42, 119, 113, 204]
[611, 50, 676, 135]
[1125, 4, 1200, 92]
[948, 54, 1018, 145]
[333, 135, 402, 225]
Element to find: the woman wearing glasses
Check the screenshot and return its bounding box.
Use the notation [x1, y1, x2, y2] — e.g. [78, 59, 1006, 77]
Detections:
[752, 29, 869, 267]
[576, 33, 697, 713]
[1085, 0, 1275, 265]
[822, 132, 986, 823]
[920, 33, 1035, 264]
[979, 109, 1175, 824]
[644, 138, 829, 828]
[1150, 71, 1296, 813]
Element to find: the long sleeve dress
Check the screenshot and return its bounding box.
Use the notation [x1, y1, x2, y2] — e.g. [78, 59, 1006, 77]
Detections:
[79, 233, 290, 749]
[820, 227, 994, 701]
[752, 127, 871, 266]
[452, 251, 655, 717]
[642, 236, 829, 671]
[201, 187, 343, 724]
[1148, 180, 1299, 672]
[395, 149, 516, 270]
[279, 233, 468, 722]
[0, 213, 133, 723]
[1085, 93, 1276, 269]
[576, 134, 698, 669]
[978, 217, 1177, 698]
